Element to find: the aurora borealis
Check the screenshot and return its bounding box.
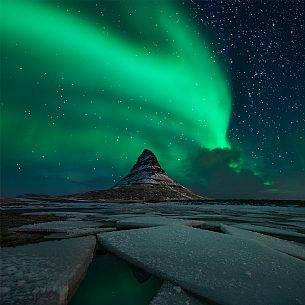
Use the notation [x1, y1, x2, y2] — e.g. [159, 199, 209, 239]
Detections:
[1, 0, 305, 199]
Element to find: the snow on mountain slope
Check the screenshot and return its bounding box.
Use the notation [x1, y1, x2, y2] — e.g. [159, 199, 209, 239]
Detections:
[114, 149, 183, 188]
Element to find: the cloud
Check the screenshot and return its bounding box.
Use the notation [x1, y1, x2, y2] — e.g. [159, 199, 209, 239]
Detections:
[184, 147, 269, 199]
[266, 173, 305, 200]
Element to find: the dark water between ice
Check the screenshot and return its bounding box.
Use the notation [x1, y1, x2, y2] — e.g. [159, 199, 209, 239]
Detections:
[69, 253, 162, 305]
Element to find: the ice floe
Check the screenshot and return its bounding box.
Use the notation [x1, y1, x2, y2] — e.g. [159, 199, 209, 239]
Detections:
[116, 216, 203, 228]
[232, 223, 305, 239]
[149, 281, 203, 305]
[45, 227, 116, 240]
[221, 224, 305, 261]
[98, 225, 305, 305]
[1, 236, 96, 305]
[13, 220, 101, 233]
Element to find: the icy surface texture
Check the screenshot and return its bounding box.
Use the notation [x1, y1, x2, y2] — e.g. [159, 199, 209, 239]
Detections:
[14, 220, 101, 233]
[149, 281, 204, 305]
[233, 223, 305, 238]
[221, 224, 305, 261]
[1, 236, 96, 305]
[98, 225, 305, 305]
[45, 227, 116, 239]
[117, 216, 203, 228]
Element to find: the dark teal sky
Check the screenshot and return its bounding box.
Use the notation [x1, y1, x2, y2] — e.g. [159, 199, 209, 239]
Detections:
[1, 0, 305, 199]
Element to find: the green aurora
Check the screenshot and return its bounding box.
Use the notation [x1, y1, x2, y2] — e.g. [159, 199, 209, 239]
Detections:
[1, 0, 232, 194]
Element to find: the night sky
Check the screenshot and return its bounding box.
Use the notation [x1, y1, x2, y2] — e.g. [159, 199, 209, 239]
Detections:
[1, 0, 305, 199]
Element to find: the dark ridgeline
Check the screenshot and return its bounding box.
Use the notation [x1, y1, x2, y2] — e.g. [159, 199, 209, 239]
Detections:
[77, 149, 206, 202]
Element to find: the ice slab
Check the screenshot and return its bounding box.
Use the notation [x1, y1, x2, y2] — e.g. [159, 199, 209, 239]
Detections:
[281, 222, 305, 228]
[98, 225, 305, 305]
[1, 236, 96, 305]
[291, 217, 305, 222]
[14, 220, 101, 233]
[45, 227, 116, 239]
[149, 281, 203, 305]
[116, 216, 203, 228]
[233, 223, 305, 238]
[221, 224, 305, 261]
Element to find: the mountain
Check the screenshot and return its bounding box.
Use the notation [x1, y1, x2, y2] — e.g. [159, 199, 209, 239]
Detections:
[76, 149, 206, 202]
[114, 149, 186, 188]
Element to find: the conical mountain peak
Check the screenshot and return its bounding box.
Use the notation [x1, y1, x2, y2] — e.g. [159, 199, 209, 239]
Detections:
[137, 149, 157, 161]
[78, 149, 206, 201]
[114, 149, 171, 188]
[130, 149, 165, 175]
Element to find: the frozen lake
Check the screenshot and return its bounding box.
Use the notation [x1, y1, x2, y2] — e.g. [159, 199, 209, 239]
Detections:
[1, 200, 305, 305]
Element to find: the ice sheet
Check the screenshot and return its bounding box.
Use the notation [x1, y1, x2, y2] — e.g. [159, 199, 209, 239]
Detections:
[149, 281, 204, 305]
[1, 236, 96, 305]
[116, 216, 203, 228]
[98, 225, 305, 305]
[221, 224, 305, 261]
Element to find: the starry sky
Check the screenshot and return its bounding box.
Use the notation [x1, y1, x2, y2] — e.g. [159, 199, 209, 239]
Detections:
[1, 0, 305, 199]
